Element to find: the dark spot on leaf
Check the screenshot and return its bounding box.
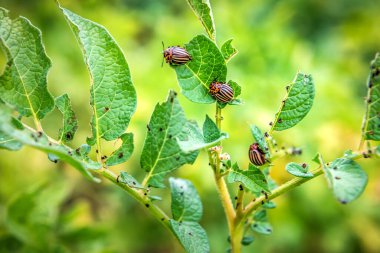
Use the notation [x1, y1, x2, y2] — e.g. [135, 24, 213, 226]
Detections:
[75, 148, 80, 155]
[176, 157, 180, 161]
[174, 91, 178, 96]
[53, 159, 58, 163]
[266, 228, 272, 232]
[340, 200, 347, 204]
[37, 131, 43, 138]
[208, 163, 211, 165]
[96, 149, 99, 153]
[188, 232, 193, 236]
[234, 196, 238, 200]
[239, 185, 243, 191]
[261, 201, 265, 205]
[368, 81, 373, 88]
[159, 127, 163, 132]
[116, 175, 120, 183]
[253, 224, 258, 227]
[302, 163, 307, 168]
[147, 124, 151, 131]
[104, 107, 109, 112]
[144, 193, 147, 196]
[262, 179, 267, 183]
[180, 186, 183, 189]
[269, 122, 273, 126]
[145, 204, 150, 208]
[367, 98, 372, 103]
[281, 146, 285, 150]
[278, 118, 283, 123]
[132, 181, 136, 185]
[168, 134, 172, 139]
[48, 142, 52, 146]
[334, 176, 341, 180]
[333, 166, 337, 170]
[65, 132, 72, 140]
[286, 85, 290, 91]
[118, 153, 124, 159]
[161, 218, 165, 221]
[68, 150, 72, 156]
[170, 97, 174, 103]
[264, 132, 269, 137]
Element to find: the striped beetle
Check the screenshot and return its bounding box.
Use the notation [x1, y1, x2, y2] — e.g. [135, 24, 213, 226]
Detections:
[209, 81, 234, 103]
[248, 142, 267, 166]
[162, 42, 192, 66]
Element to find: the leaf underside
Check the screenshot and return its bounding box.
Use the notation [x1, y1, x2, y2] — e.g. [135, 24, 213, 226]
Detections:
[272, 73, 315, 131]
[285, 162, 313, 178]
[324, 158, 368, 204]
[140, 91, 198, 188]
[0, 8, 54, 119]
[61, 7, 137, 145]
[362, 53, 380, 140]
[55, 94, 78, 144]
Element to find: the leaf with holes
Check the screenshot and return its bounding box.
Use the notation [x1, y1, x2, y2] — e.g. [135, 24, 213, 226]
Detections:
[324, 158, 368, 204]
[173, 35, 226, 104]
[0, 104, 101, 182]
[221, 39, 238, 62]
[61, 7, 137, 146]
[285, 162, 313, 178]
[227, 163, 270, 193]
[186, 0, 215, 40]
[55, 94, 78, 143]
[177, 116, 228, 153]
[271, 73, 315, 131]
[362, 53, 380, 140]
[0, 8, 54, 120]
[105, 133, 134, 166]
[140, 91, 198, 188]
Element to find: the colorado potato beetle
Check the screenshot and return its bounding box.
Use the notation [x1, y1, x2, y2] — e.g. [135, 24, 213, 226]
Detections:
[209, 81, 234, 103]
[248, 143, 267, 166]
[162, 42, 192, 66]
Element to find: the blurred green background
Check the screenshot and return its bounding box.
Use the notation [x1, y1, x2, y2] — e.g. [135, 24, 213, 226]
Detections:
[0, 0, 379, 252]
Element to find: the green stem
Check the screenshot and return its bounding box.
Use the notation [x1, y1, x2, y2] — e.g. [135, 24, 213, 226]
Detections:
[242, 167, 323, 221]
[94, 169, 171, 231]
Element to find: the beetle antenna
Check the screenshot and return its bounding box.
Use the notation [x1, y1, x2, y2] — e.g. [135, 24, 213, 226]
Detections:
[161, 41, 165, 67]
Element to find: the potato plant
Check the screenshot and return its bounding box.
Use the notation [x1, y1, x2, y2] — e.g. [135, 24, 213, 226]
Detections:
[0, 1, 379, 253]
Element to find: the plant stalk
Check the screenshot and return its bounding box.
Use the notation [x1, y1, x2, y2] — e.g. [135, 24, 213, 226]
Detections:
[95, 169, 172, 231]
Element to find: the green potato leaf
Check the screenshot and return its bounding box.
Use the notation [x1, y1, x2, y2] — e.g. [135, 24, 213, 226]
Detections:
[177, 116, 228, 153]
[55, 94, 78, 144]
[0, 8, 54, 120]
[186, 0, 216, 40]
[227, 163, 270, 193]
[362, 53, 380, 140]
[271, 73, 315, 131]
[250, 125, 270, 158]
[170, 178, 202, 222]
[0, 105, 101, 182]
[170, 220, 210, 253]
[105, 133, 134, 166]
[285, 162, 314, 178]
[173, 35, 227, 104]
[324, 158, 368, 204]
[0, 131, 22, 151]
[61, 7, 137, 145]
[169, 177, 209, 253]
[140, 91, 198, 188]
[221, 39, 238, 62]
